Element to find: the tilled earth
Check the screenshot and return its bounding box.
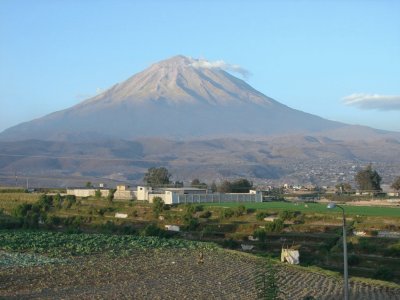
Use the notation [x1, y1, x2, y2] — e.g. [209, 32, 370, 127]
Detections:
[1, 249, 399, 300]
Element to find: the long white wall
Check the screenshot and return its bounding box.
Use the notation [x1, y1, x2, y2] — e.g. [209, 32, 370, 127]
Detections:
[166, 192, 262, 205]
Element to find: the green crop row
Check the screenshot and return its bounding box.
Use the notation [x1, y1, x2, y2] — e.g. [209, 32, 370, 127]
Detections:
[0, 230, 218, 257]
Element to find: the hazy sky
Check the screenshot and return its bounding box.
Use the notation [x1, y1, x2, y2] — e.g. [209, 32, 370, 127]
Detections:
[1, 0, 399, 132]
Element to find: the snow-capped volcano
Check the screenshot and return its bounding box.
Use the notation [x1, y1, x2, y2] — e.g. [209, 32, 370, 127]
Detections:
[79, 55, 276, 107]
[0, 55, 361, 141]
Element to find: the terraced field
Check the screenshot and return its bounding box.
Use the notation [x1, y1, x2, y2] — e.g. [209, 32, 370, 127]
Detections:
[2, 248, 400, 299]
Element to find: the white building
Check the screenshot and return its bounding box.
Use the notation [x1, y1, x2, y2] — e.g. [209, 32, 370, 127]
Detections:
[136, 186, 262, 204]
[66, 188, 109, 197]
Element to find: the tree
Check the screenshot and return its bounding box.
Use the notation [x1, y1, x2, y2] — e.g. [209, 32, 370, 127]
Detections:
[152, 197, 165, 217]
[191, 179, 208, 189]
[143, 167, 171, 187]
[217, 178, 253, 193]
[355, 165, 382, 191]
[210, 181, 217, 193]
[217, 180, 232, 193]
[231, 178, 253, 193]
[95, 189, 102, 198]
[335, 183, 352, 193]
[191, 178, 201, 186]
[391, 176, 400, 191]
[107, 189, 116, 203]
[85, 181, 92, 188]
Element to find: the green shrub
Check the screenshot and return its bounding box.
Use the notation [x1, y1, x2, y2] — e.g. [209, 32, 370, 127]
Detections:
[222, 238, 239, 249]
[234, 205, 246, 217]
[141, 223, 167, 237]
[256, 211, 268, 221]
[253, 228, 267, 243]
[65, 195, 76, 208]
[120, 224, 136, 235]
[37, 194, 53, 211]
[358, 239, 377, 254]
[219, 208, 235, 220]
[201, 226, 213, 237]
[384, 242, 400, 257]
[278, 210, 296, 221]
[264, 219, 284, 233]
[199, 210, 212, 218]
[373, 267, 395, 281]
[185, 217, 199, 231]
[152, 197, 165, 217]
[95, 189, 102, 198]
[348, 254, 360, 266]
[45, 215, 62, 227]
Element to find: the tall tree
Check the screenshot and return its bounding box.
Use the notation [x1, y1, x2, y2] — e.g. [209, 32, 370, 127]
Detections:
[231, 178, 253, 193]
[143, 167, 171, 187]
[210, 181, 217, 193]
[355, 165, 382, 191]
[217, 178, 253, 193]
[391, 176, 400, 191]
[191, 178, 208, 189]
[217, 180, 232, 193]
[152, 197, 164, 217]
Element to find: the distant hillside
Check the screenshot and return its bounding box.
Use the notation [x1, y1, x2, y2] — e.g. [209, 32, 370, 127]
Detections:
[1, 136, 400, 187]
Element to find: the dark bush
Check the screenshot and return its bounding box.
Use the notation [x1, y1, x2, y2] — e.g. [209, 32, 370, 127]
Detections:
[264, 219, 284, 233]
[219, 208, 235, 220]
[234, 205, 246, 217]
[384, 243, 400, 257]
[348, 254, 360, 266]
[141, 223, 166, 237]
[37, 194, 53, 211]
[222, 238, 239, 249]
[279, 210, 297, 221]
[256, 211, 268, 221]
[253, 228, 267, 243]
[199, 210, 212, 218]
[373, 267, 395, 281]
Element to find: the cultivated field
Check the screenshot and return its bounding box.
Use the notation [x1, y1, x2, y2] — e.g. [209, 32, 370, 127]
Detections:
[205, 201, 400, 217]
[1, 231, 400, 300]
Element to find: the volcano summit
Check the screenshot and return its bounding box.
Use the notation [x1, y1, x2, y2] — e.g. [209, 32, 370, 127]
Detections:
[1, 55, 353, 141]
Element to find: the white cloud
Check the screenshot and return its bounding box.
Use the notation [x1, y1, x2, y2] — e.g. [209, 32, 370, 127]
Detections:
[191, 59, 250, 79]
[75, 87, 105, 100]
[95, 87, 105, 94]
[342, 93, 400, 111]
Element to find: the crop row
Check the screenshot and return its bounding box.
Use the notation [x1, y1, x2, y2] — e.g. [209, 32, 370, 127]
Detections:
[0, 230, 218, 257]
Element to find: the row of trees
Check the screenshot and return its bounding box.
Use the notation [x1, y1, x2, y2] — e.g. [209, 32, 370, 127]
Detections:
[336, 164, 400, 193]
[143, 166, 400, 193]
[142, 167, 253, 193]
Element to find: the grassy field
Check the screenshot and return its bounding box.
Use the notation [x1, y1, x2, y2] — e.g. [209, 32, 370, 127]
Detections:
[204, 201, 400, 217]
[0, 193, 39, 212]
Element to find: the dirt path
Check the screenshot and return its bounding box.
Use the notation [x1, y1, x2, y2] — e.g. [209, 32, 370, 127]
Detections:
[1, 249, 399, 299]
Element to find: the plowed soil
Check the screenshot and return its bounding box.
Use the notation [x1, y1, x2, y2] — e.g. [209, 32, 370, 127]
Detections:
[1, 249, 399, 300]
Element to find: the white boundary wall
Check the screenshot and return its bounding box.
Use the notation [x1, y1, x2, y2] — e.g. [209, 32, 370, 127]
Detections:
[166, 192, 262, 205]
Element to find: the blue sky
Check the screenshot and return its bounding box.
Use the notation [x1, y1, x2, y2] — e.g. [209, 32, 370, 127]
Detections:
[1, 0, 399, 132]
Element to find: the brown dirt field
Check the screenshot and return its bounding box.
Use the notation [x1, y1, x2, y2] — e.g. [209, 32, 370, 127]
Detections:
[347, 200, 400, 207]
[1, 249, 400, 299]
